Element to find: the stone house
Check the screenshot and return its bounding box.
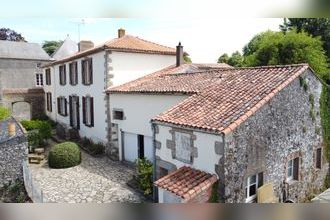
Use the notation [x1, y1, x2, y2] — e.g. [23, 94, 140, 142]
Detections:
[0, 40, 51, 120]
[107, 62, 328, 203]
[43, 29, 177, 158]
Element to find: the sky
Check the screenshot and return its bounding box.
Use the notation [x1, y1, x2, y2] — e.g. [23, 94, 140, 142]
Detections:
[0, 18, 283, 62]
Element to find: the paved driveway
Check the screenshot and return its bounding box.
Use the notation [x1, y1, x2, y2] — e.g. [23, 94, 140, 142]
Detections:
[29, 150, 143, 203]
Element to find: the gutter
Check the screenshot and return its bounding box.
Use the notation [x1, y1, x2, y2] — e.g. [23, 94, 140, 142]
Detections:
[151, 122, 158, 202]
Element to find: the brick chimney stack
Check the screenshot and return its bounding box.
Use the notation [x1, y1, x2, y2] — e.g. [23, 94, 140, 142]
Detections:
[176, 42, 184, 67]
[118, 28, 125, 38]
[78, 40, 94, 52]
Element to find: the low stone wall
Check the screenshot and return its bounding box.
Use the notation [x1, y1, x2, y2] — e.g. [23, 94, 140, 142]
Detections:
[22, 161, 45, 203]
[0, 117, 28, 187]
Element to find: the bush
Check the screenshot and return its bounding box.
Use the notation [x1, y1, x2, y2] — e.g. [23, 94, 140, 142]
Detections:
[48, 142, 81, 169]
[80, 137, 105, 156]
[0, 106, 11, 121]
[21, 120, 52, 148]
[136, 158, 153, 195]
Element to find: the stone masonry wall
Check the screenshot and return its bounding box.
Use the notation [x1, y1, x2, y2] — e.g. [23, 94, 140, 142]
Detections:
[0, 118, 28, 187]
[223, 70, 328, 203]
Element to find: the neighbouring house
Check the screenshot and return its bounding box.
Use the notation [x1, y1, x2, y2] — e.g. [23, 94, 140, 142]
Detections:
[0, 40, 51, 120]
[107, 61, 328, 203]
[43, 29, 177, 158]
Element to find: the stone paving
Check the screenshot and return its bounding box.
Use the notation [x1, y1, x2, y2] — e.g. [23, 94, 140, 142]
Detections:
[29, 150, 144, 203]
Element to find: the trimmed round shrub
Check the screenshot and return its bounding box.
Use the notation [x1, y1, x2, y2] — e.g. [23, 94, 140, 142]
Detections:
[48, 142, 81, 169]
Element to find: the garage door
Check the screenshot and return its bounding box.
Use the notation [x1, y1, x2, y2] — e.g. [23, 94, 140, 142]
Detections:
[123, 132, 138, 163]
[123, 132, 154, 163]
[144, 136, 153, 162]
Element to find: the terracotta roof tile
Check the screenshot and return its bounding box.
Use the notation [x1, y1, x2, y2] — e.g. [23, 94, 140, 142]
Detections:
[108, 63, 311, 134]
[45, 35, 176, 66]
[154, 166, 217, 201]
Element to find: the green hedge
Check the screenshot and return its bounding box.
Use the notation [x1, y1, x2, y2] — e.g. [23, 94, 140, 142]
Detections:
[48, 142, 81, 169]
[0, 107, 11, 121]
[80, 137, 105, 156]
[21, 120, 52, 148]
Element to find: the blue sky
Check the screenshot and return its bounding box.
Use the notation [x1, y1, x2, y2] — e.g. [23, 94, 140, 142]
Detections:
[0, 18, 283, 62]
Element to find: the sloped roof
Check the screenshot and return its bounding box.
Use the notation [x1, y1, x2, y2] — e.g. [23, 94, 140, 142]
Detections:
[52, 36, 78, 60]
[45, 34, 176, 66]
[107, 63, 311, 134]
[154, 166, 217, 201]
[0, 40, 50, 61]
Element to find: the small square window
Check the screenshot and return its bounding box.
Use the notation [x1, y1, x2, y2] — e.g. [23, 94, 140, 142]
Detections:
[316, 148, 322, 169]
[113, 110, 124, 120]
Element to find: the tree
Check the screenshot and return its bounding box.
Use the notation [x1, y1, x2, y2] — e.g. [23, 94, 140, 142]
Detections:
[280, 18, 330, 61]
[228, 51, 244, 67]
[243, 30, 328, 76]
[0, 28, 26, 42]
[217, 53, 229, 64]
[183, 53, 192, 63]
[42, 40, 63, 56]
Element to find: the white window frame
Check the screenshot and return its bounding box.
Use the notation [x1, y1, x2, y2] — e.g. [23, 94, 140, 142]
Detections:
[36, 73, 43, 86]
[245, 172, 263, 203]
[287, 159, 294, 181]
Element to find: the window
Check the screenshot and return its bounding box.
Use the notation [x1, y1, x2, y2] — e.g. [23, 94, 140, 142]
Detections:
[245, 172, 263, 203]
[57, 97, 67, 116]
[69, 62, 78, 85]
[69, 96, 80, 130]
[82, 96, 94, 127]
[35, 73, 43, 86]
[138, 135, 144, 159]
[45, 68, 51, 85]
[316, 148, 322, 169]
[174, 132, 192, 163]
[287, 157, 299, 181]
[46, 92, 52, 112]
[113, 109, 124, 120]
[82, 58, 93, 85]
[59, 65, 66, 85]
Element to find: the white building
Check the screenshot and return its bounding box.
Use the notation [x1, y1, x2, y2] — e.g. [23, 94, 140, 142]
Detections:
[43, 29, 177, 153]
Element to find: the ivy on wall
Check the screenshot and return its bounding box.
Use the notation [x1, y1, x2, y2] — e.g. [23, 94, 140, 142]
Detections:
[320, 85, 330, 161]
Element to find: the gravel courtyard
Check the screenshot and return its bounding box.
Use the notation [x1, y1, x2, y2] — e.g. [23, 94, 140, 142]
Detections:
[29, 150, 144, 203]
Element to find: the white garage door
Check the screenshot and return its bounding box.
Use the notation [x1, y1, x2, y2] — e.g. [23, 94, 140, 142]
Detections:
[144, 136, 153, 162]
[123, 132, 138, 163]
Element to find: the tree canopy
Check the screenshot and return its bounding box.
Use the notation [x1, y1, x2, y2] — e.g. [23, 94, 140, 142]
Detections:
[217, 51, 244, 67]
[0, 28, 26, 42]
[42, 40, 63, 56]
[280, 18, 330, 60]
[242, 30, 328, 77]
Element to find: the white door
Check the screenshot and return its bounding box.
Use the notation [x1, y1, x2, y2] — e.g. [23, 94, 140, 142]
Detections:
[144, 136, 154, 162]
[123, 132, 138, 163]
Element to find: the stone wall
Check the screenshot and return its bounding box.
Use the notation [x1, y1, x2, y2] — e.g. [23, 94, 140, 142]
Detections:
[1, 89, 45, 120]
[222, 70, 328, 203]
[0, 118, 28, 187]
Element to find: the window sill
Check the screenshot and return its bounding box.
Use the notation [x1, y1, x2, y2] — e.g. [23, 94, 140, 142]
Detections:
[58, 113, 68, 117]
[286, 179, 299, 185]
[84, 124, 94, 128]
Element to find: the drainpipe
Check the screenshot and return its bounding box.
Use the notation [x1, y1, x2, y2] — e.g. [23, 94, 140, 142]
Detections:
[151, 122, 158, 202]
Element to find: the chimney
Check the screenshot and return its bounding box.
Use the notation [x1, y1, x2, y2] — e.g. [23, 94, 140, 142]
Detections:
[176, 42, 184, 67]
[118, 28, 125, 38]
[78, 40, 94, 52]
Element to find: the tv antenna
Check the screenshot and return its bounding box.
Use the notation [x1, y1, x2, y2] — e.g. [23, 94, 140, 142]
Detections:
[77, 19, 85, 42]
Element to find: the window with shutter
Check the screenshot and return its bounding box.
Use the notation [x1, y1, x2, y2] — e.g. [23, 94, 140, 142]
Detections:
[69, 62, 78, 85]
[57, 97, 68, 116]
[82, 96, 94, 127]
[287, 157, 299, 181]
[59, 65, 66, 85]
[45, 68, 51, 85]
[82, 58, 93, 85]
[46, 92, 52, 112]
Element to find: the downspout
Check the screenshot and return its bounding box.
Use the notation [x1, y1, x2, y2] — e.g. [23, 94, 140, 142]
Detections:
[151, 121, 158, 202]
